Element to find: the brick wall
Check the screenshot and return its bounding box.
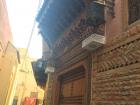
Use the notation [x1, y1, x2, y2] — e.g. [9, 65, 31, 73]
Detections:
[91, 21, 140, 105]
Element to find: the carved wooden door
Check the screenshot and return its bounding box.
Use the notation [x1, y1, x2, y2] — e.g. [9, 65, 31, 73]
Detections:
[59, 67, 85, 105]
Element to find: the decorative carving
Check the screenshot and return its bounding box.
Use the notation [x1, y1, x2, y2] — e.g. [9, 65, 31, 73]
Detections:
[53, 18, 105, 57]
[54, 43, 87, 68]
[110, 24, 140, 46]
[92, 24, 140, 105]
[97, 37, 140, 73]
[128, 0, 140, 24]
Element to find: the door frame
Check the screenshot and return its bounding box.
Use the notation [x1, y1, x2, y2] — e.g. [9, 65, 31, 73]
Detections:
[53, 58, 91, 105]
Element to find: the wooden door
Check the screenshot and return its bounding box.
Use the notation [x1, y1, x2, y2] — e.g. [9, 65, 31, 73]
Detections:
[59, 67, 85, 105]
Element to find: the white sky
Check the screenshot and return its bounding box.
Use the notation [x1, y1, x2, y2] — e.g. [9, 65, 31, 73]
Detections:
[6, 0, 42, 59]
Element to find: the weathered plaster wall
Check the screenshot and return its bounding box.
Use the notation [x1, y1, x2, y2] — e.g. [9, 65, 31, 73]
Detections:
[0, 43, 19, 105]
[14, 48, 44, 105]
[0, 0, 13, 47]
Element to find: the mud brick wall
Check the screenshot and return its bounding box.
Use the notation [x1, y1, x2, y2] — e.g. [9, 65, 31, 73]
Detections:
[91, 30, 140, 105]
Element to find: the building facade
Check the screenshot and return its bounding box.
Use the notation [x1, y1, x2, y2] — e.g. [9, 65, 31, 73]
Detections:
[0, 0, 13, 48]
[36, 0, 140, 105]
[0, 42, 20, 105]
[12, 48, 44, 105]
[0, 0, 20, 105]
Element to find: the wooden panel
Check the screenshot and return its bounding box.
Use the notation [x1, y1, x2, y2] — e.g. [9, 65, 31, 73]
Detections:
[60, 96, 83, 105]
[61, 78, 85, 98]
[59, 67, 85, 105]
[72, 78, 85, 96]
[62, 82, 72, 97]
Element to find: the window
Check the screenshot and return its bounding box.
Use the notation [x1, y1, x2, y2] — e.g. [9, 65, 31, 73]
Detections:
[128, 0, 140, 24]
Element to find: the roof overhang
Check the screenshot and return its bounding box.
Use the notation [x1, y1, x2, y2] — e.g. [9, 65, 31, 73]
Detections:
[36, 0, 85, 47]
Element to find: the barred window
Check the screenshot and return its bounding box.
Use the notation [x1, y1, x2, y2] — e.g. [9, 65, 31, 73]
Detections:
[128, 0, 140, 24]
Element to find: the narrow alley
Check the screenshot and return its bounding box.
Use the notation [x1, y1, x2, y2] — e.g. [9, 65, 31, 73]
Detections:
[1, 0, 140, 105]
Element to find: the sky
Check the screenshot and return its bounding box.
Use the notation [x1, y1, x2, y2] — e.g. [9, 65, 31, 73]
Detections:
[6, 0, 43, 59]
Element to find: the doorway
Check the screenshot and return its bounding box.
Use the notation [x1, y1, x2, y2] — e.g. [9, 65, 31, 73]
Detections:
[59, 66, 85, 105]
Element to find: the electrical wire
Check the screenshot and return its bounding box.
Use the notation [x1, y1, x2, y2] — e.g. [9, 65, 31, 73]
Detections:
[21, 0, 42, 69]
[20, 0, 43, 100]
